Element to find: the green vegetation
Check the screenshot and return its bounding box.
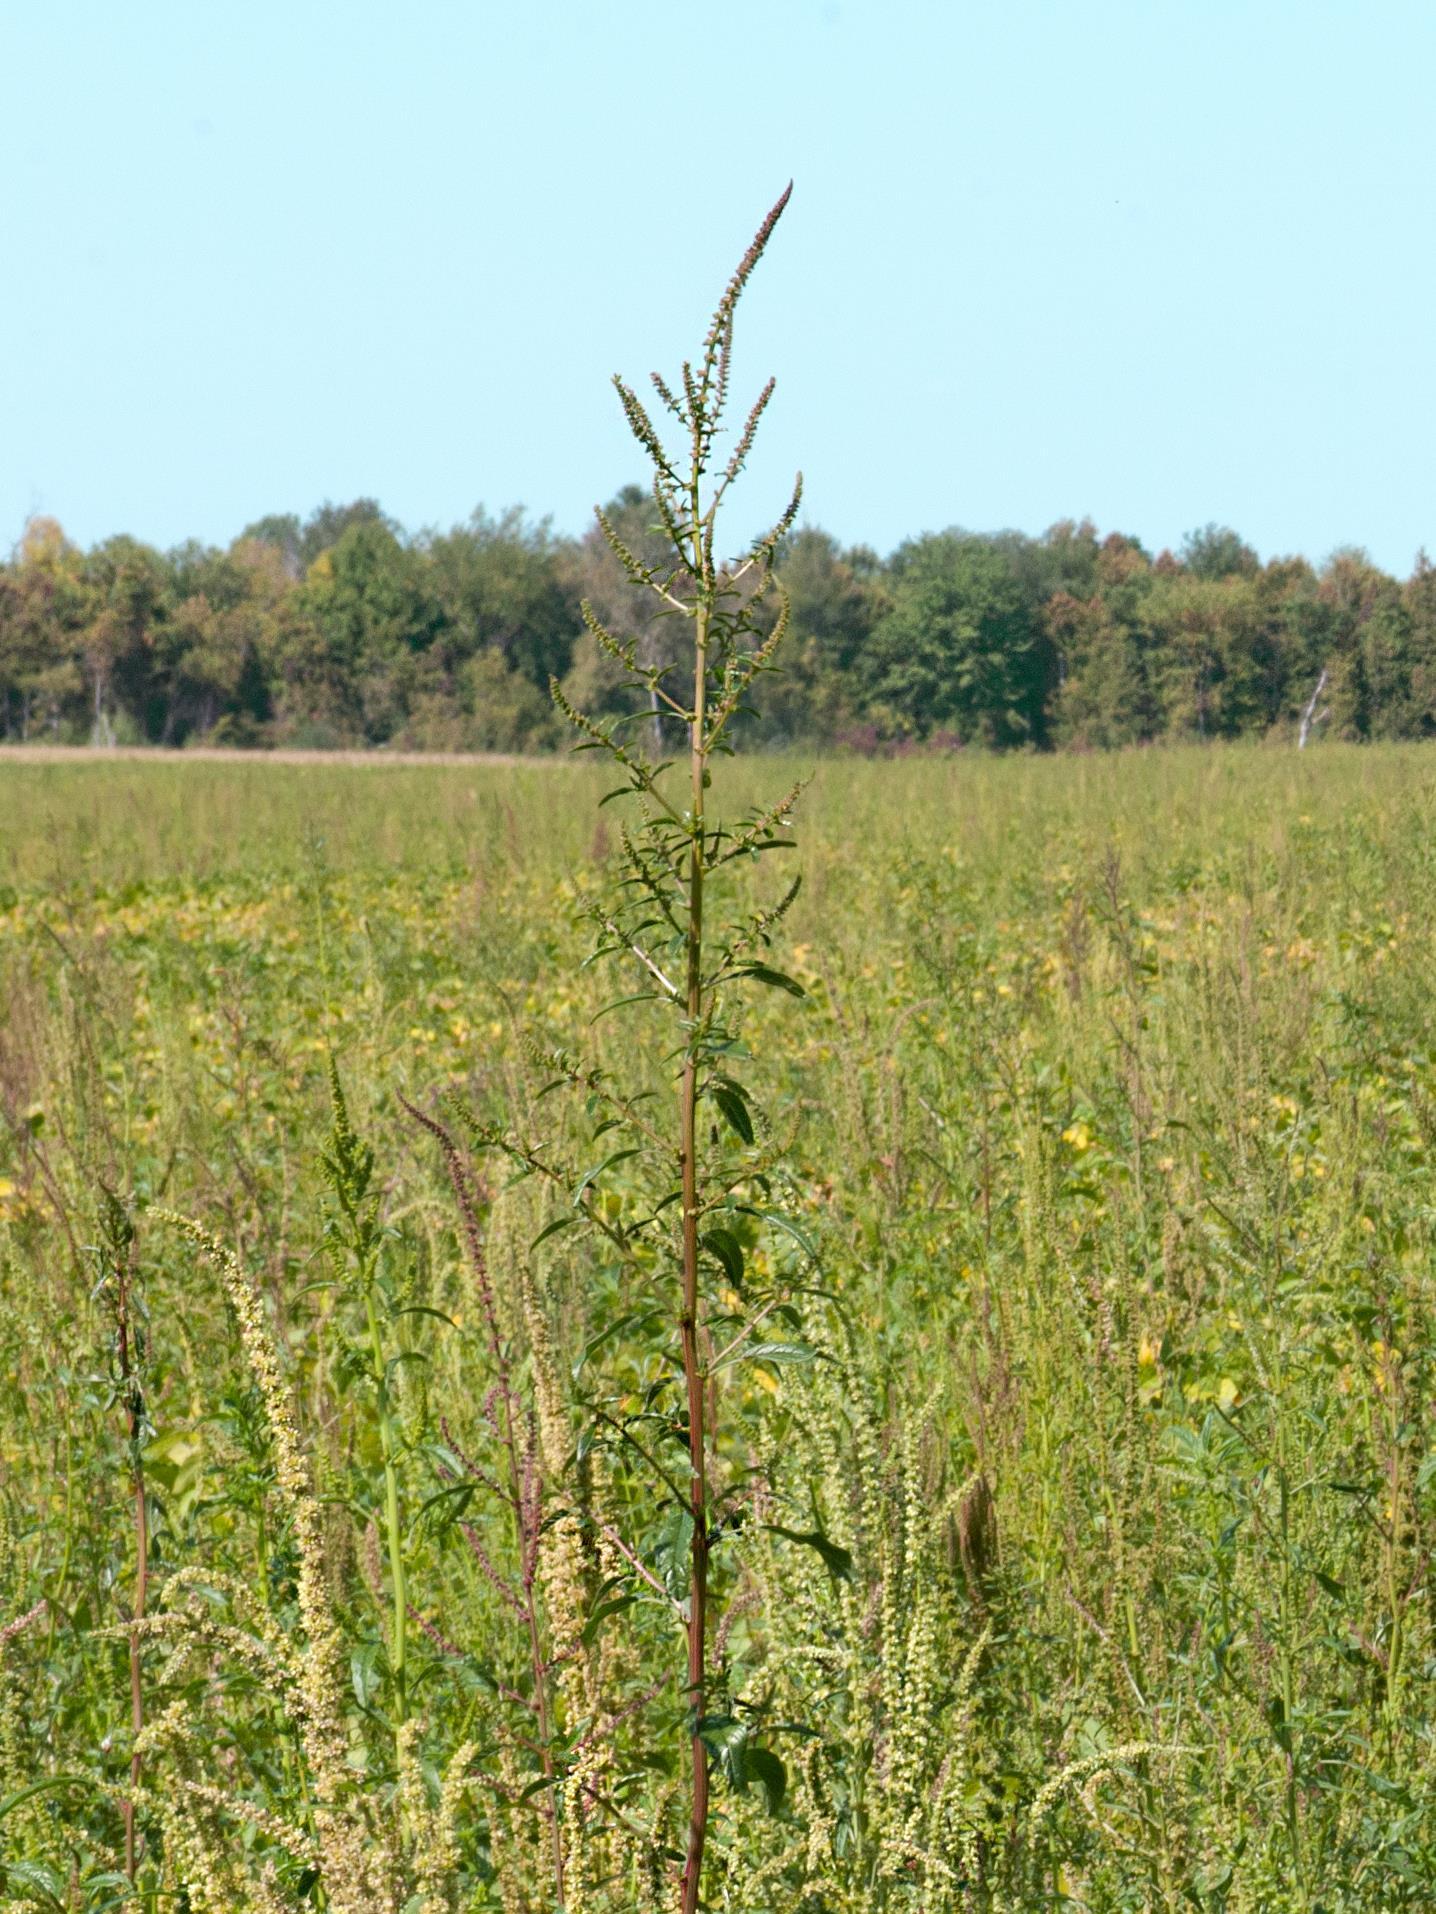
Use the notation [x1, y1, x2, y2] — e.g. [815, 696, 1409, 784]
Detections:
[7, 198, 1436, 1914]
[6, 464, 1436, 760]
[4, 741, 1436, 1910]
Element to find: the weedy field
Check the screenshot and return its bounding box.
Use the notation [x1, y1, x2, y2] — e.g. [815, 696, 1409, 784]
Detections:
[3, 740, 1436, 1912]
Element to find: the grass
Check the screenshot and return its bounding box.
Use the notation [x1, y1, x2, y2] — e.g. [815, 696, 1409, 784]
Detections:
[4, 741, 1436, 1909]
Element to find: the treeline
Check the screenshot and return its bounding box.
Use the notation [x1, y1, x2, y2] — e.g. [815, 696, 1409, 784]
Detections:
[4, 493, 1435, 751]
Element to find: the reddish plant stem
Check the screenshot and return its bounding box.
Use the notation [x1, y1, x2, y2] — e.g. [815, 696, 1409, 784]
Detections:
[679, 527, 711, 1914]
[406, 1101, 566, 1907]
[115, 1257, 148, 1882]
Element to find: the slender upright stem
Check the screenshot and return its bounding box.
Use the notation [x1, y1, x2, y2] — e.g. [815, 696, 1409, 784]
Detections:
[484, 1284, 564, 1903]
[563, 187, 794, 1910]
[487, 1348, 565, 1904]
[679, 473, 711, 1914]
[126, 1453, 148, 1878]
[366, 1291, 408, 1725]
[116, 1269, 147, 1881]
[408, 1103, 566, 1905]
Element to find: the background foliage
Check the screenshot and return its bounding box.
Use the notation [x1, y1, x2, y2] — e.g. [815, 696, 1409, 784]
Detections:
[5, 746, 1436, 1907]
[5, 502, 1436, 753]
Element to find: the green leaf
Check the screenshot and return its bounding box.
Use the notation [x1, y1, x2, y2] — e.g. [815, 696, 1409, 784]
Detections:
[531, 1214, 578, 1250]
[715, 1340, 817, 1372]
[702, 1228, 745, 1289]
[737, 1205, 820, 1264]
[77, 1878, 133, 1914]
[592, 992, 659, 1022]
[745, 1745, 788, 1813]
[765, 1523, 855, 1585]
[573, 1307, 662, 1379]
[696, 1712, 750, 1787]
[520, 1772, 562, 1800]
[6, 1861, 66, 1903]
[582, 1593, 636, 1645]
[0, 1776, 83, 1823]
[394, 1303, 457, 1328]
[731, 963, 806, 997]
[711, 1084, 754, 1146]
[654, 1506, 695, 1599]
[414, 1475, 474, 1514]
[351, 1641, 383, 1709]
[1193, 1862, 1234, 1895]
[573, 1148, 641, 1204]
[692, 1716, 786, 1812]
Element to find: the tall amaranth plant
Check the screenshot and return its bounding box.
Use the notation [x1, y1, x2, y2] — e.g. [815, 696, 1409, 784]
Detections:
[461, 185, 807, 1912]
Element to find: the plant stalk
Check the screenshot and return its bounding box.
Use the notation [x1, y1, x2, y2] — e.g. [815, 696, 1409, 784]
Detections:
[679, 534, 711, 1914]
[116, 1261, 148, 1882]
[366, 1291, 408, 1724]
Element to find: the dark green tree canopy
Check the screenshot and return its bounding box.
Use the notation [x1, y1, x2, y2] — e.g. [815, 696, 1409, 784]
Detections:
[867, 532, 1046, 746]
[1181, 522, 1260, 581]
[5, 499, 1434, 752]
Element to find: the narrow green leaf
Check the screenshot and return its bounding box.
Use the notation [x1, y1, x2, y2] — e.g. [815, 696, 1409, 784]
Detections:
[731, 963, 806, 997]
[573, 1307, 662, 1379]
[654, 1506, 695, 1599]
[711, 1085, 755, 1146]
[696, 1712, 749, 1784]
[394, 1303, 457, 1328]
[746, 1746, 788, 1813]
[573, 1148, 641, 1204]
[734, 837, 797, 857]
[351, 1642, 382, 1709]
[765, 1523, 855, 1584]
[715, 1340, 817, 1372]
[702, 1228, 745, 1289]
[582, 1593, 636, 1645]
[409, 1480, 474, 1532]
[592, 992, 659, 1022]
[737, 1205, 820, 1264]
[6, 1862, 66, 1903]
[0, 1777, 84, 1823]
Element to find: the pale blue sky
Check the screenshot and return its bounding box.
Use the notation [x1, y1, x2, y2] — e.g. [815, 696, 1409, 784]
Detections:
[2, 1, 1432, 573]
